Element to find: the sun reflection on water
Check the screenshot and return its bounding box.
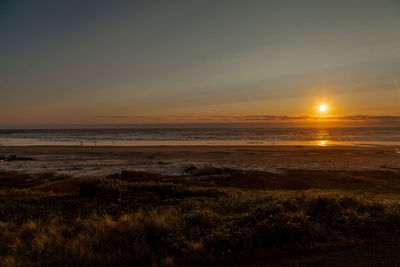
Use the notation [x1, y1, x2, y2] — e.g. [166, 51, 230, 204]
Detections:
[318, 140, 328, 146]
[316, 129, 330, 146]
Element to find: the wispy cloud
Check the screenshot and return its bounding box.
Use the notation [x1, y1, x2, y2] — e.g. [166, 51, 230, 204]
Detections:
[337, 115, 400, 121]
[96, 115, 130, 119]
[90, 114, 400, 127]
[95, 115, 165, 121]
[210, 115, 400, 122]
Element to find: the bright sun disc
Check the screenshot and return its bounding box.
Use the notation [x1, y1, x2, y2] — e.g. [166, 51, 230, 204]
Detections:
[319, 105, 327, 112]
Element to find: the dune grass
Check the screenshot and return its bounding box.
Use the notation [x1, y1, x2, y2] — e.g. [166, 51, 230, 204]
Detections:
[1, 169, 400, 266]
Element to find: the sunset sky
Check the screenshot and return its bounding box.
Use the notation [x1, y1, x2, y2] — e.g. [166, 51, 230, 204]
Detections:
[1, 0, 400, 126]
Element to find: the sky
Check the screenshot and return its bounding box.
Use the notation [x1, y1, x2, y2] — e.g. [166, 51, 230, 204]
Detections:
[1, 0, 400, 126]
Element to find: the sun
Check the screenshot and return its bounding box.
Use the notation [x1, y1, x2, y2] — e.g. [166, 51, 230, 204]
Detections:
[319, 104, 327, 112]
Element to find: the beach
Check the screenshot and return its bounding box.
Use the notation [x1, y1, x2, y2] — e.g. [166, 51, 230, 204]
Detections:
[2, 144, 400, 266]
[1, 145, 400, 177]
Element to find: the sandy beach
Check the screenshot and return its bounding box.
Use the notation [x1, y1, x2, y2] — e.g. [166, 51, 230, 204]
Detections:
[1, 145, 400, 177]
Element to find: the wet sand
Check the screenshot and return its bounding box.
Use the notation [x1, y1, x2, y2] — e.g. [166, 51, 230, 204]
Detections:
[1, 145, 400, 177]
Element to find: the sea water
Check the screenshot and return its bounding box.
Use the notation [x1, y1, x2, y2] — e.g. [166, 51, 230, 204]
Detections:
[1, 127, 400, 146]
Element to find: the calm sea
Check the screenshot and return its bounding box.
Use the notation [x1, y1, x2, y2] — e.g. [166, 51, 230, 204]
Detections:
[1, 128, 400, 146]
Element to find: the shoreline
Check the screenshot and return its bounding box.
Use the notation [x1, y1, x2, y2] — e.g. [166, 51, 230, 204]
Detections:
[1, 143, 400, 147]
[2, 140, 400, 147]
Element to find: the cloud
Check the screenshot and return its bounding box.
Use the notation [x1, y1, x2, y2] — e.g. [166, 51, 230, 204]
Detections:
[337, 115, 400, 121]
[211, 115, 400, 122]
[96, 115, 130, 119]
[95, 115, 166, 121]
[89, 114, 400, 127]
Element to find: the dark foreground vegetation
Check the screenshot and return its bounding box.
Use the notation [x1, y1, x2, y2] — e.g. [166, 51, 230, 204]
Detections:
[1, 168, 400, 266]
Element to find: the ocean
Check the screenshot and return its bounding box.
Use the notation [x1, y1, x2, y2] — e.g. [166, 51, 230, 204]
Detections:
[1, 127, 400, 146]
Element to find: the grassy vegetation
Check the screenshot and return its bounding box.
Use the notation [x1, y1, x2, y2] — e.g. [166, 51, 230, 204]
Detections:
[1, 169, 400, 266]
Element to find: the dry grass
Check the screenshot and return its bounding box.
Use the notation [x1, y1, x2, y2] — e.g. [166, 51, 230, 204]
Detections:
[1, 169, 400, 266]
